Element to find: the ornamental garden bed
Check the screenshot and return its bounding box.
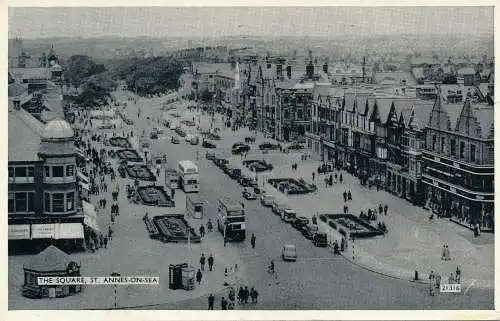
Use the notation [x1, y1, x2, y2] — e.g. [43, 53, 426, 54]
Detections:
[318, 214, 384, 238]
[126, 164, 156, 181]
[116, 149, 143, 163]
[109, 137, 132, 148]
[137, 185, 175, 207]
[152, 214, 201, 243]
[242, 159, 274, 172]
[267, 178, 314, 195]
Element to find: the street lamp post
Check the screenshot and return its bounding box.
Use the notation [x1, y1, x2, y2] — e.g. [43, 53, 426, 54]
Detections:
[110, 271, 120, 309]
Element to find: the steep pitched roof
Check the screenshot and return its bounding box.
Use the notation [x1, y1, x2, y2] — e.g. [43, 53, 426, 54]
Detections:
[441, 102, 463, 131]
[473, 106, 494, 139]
[374, 98, 394, 124]
[411, 101, 434, 130]
[313, 83, 331, 101]
[355, 94, 374, 116]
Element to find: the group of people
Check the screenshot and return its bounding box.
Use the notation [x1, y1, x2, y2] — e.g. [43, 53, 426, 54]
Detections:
[208, 286, 259, 310]
[428, 266, 462, 296]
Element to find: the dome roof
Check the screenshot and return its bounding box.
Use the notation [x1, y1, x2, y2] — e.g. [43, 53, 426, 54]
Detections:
[42, 119, 74, 140]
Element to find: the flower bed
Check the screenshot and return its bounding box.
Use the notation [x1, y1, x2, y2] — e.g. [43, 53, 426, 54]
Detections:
[115, 149, 143, 162]
[109, 137, 132, 148]
[319, 214, 384, 238]
[267, 178, 313, 195]
[126, 164, 156, 181]
[242, 160, 273, 172]
[152, 214, 201, 243]
[137, 185, 175, 207]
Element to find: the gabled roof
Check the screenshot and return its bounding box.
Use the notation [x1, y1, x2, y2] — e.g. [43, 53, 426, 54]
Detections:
[410, 101, 434, 130]
[354, 94, 375, 116]
[313, 83, 331, 101]
[374, 98, 394, 123]
[343, 92, 356, 112]
[441, 102, 463, 130]
[473, 106, 494, 139]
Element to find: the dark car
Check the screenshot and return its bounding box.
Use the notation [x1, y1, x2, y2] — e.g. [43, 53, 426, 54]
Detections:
[301, 225, 319, 240]
[232, 144, 250, 155]
[239, 176, 257, 187]
[175, 128, 186, 137]
[292, 217, 310, 230]
[171, 136, 180, 144]
[258, 142, 280, 150]
[287, 143, 304, 150]
[313, 232, 328, 247]
[232, 142, 245, 149]
[202, 140, 217, 148]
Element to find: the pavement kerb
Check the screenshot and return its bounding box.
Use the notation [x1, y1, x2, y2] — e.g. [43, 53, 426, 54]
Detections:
[105, 263, 245, 310]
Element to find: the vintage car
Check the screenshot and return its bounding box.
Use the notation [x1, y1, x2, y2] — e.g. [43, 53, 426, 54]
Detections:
[258, 142, 280, 151]
[170, 136, 180, 144]
[242, 188, 257, 200]
[202, 140, 217, 148]
[205, 150, 216, 160]
[282, 244, 297, 262]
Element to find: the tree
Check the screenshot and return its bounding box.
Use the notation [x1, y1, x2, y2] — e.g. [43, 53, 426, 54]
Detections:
[64, 55, 107, 88]
[75, 72, 116, 107]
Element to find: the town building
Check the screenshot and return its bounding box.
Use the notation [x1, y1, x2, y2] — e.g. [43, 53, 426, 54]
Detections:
[8, 101, 85, 253]
[422, 97, 494, 232]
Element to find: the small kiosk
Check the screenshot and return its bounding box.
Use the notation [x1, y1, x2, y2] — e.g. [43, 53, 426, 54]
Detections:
[186, 194, 204, 219]
[22, 245, 82, 299]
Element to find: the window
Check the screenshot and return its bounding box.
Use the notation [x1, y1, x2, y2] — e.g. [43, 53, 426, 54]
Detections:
[52, 193, 65, 212]
[450, 139, 456, 157]
[441, 137, 445, 153]
[27, 167, 34, 177]
[460, 142, 466, 159]
[52, 166, 64, 177]
[8, 192, 14, 212]
[15, 167, 27, 177]
[67, 165, 75, 177]
[470, 144, 476, 162]
[66, 192, 74, 211]
[8, 167, 14, 178]
[432, 135, 437, 151]
[45, 166, 50, 177]
[44, 192, 50, 212]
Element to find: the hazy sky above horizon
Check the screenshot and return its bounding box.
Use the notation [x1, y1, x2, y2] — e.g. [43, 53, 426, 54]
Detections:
[9, 7, 493, 39]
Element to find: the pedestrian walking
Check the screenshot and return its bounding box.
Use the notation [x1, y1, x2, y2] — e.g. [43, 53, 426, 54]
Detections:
[221, 297, 228, 310]
[378, 204, 383, 214]
[343, 190, 347, 202]
[243, 286, 250, 304]
[251, 233, 256, 249]
[339, 173, 343, 183]
[347, 190, 352, 201]
[196, 268, 203, 285]
[104, 236, 108, 248]
[250, 287, 259, 303]
[312, 172, 315, 182]
[171, 188, 175, 199]
[455, 266, 461, 283]
[384, 204, 388, 216]
[200, 253, 206, 271]
[429, 270, 436, 296]
[208, 254, 214, 271]
[238, 286, 244, 304]
[208, 293, 215, 310]
[199, 225, 205, 238]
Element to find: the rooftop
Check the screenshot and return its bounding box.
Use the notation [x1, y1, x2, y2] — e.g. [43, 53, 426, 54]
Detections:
[9, 67, 51, 81]
[457, 67, 476, 75]
[24, 245, 76, 272]
[42, 118, 74, 141]
[192, 62, 232, 76]
[8, 106, 45, 162]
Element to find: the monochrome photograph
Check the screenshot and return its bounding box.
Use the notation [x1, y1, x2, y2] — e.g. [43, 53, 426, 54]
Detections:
[7, 6, 494, 311]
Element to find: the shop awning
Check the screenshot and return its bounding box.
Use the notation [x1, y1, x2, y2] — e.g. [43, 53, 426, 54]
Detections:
[31, 224, 56, 239]
[77, 171, 89, 184]
[56, 223, 84, 239]
[82, 201, 100, 233]
[79, 181, 90, 191]
[8, 224, 30, 240]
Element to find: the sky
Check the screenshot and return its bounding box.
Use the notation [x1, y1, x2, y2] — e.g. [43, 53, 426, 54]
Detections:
[8, 7, 494, 39]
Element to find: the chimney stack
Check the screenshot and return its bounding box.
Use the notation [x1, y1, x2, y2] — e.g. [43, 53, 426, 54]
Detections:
[306, 60, 314, 80]
[323, 62, 328, 74]
[286, 66, 292, 79]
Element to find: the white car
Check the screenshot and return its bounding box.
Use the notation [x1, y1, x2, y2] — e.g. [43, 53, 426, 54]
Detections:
[169, 123, 177, 130]
[260, 193, 275, 207]
[185, 134, 194, 142]
[282, 244, 297, 261]
[281, 208, 297, 223]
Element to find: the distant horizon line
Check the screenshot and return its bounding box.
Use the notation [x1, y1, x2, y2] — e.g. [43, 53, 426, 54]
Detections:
[9, 32, 494, 41]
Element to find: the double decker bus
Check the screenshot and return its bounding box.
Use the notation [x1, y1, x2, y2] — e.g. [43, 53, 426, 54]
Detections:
[178, 160, 199, 193]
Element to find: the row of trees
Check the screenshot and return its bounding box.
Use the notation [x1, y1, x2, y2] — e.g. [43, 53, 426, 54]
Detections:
[63, 55, 116, 107]
[115, 56, 184, 96]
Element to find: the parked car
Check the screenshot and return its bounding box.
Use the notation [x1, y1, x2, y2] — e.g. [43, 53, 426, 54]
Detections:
[239, 176, 255, 187]
[185, 134, 194, 142]
[232, 142, 245, 149]
[154, 127, 164, 135]
[260, 193, 275, 207]
[171, 136, 180, 144]
[281, 208, 297, 223]
[176, 128, 186, 137]
[150, 129, 158, 139]
[258, 142, 280, 150]
[227, 167, 242, 180]
[286, 143, 304, 150]
[169, 123, 177, 130]
[202, 140, 217, 148]
[242, 188, 257, 200]
[272, 202, 288, 216]
[190, 136, 199, 145]
[313, 232, 328, 247]
[232, 144, 250, 155]
[205, 151, 216, 160]
[301, 224, 319, 240]
[282, 244, 297, 261]
[292, 216, 309, 230]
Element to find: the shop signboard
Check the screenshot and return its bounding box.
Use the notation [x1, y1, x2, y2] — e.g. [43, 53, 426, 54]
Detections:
[8, 225, 30, 240]
[31, 224, 56, 239]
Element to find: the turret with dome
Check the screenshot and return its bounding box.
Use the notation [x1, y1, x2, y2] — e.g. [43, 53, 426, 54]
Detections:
[39, 118, 76, 157]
